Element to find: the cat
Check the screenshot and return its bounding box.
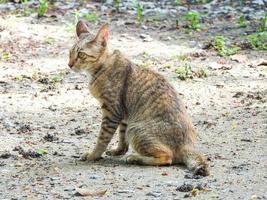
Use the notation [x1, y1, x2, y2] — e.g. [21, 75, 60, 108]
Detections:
[68, 20, 209, 176]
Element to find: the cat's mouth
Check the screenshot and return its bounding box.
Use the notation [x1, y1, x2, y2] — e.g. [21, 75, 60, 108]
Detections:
[68, 65, 80, 72]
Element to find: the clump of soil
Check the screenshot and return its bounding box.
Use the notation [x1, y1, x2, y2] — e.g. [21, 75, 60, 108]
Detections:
[176, 183, 194, 192]
[0, 152, 12, 159]
[13, 146, 41, 159]
[43, 133, 59, 142]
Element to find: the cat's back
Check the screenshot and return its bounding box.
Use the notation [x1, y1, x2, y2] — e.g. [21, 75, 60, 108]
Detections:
[126, 65, 187, 120]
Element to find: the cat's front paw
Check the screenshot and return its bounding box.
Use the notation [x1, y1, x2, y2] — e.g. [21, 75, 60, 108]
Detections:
[80, 152, 101, 162]
[106, 148, 127, 156]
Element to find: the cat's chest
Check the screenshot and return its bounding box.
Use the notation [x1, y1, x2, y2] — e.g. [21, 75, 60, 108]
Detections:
[86, 72, 93, 84]
[89, 82, 104, 106]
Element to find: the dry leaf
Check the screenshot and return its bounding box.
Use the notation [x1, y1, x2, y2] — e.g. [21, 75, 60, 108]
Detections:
[256, 59, 267, 66]
[249, 59, 267, 68]
[230, 54, 247, 63]
[75, 188, 107, 197]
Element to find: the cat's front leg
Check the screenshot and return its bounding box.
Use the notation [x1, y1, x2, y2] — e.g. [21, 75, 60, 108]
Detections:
[106, 121, 129, 156]
[81, 115, 119, 161]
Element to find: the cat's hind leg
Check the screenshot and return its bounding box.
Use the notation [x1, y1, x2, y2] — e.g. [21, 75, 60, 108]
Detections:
[125, 135, 173, 166]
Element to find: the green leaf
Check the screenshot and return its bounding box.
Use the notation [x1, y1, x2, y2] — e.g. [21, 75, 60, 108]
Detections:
[50, 75, 62, 83]
[82, 13, 99, 22]
[1, 52, 9, 60]
[37, 149, 48, 155]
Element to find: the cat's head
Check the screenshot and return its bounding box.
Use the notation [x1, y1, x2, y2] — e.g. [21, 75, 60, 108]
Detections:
[68, 21, 109, 72]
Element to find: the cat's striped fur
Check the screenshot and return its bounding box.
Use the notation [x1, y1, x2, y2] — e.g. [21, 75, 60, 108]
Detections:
[68, 21, 209, 176]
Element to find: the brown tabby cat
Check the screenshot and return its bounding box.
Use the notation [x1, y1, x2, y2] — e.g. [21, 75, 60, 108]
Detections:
[68, 20, 209, 176]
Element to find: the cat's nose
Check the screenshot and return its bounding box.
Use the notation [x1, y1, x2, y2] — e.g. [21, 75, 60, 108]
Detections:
[68, 61, 74, 68]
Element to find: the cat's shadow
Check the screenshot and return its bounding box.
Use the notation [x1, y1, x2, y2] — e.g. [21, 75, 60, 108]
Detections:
[70, 155, 187, 170]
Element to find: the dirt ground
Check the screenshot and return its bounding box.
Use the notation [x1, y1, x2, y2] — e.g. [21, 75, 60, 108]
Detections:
[0, 1, 267, 199]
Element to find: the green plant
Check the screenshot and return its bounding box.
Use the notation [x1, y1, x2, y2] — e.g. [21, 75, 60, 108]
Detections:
[184, 11, 201, 31]
[247, 32, 267, 50]
[258, 12, 267, 32]
[1, 51, 9, 61]
[50, 74, 62, 83]
[238, 15, 247, 28]
[73, 10, 99, 23]
[214, 36, 240, 56]
[114, 0, 120, 11]
[66, 10, 99, 33]
[175, 64, 193, 80]
[136, 0, 144, 23]
[38, 0, 48, 17]
[82, 13, 99, 22]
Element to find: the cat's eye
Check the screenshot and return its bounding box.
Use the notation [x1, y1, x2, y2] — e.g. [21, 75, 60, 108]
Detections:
[78, 52, 87, 60]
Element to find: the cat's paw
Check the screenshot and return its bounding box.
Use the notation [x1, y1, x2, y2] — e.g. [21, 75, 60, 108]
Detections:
[106, 148, 127, 156]
[80, 152, 101, 162]
[124, 154, 143, 165]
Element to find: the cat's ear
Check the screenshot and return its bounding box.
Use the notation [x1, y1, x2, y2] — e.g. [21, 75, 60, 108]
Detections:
[95, 24, 109, 47]
[76, 20, 89, 38]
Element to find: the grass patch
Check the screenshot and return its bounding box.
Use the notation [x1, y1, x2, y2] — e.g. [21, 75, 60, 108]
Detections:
[37, 0, 48, 17]
[175, 64, 193, 80]
[14, 0, 48, 17]
[258, 12, 267, 32]
[238, 15, 247, 28]
[183, 11, 201, 31]
[247, 32, 267, 50]
[245, 12, 267, 50]
[136, 0, 144, 23]
[81, 13, 99, 22]
[175, 64, 208, 80]
[213, 36, 240, 56]
[114, 0, 120, 12]
[73, 10, 99, 22]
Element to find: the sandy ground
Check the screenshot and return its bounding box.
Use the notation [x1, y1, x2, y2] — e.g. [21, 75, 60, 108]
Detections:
[0, 2, 267, 199]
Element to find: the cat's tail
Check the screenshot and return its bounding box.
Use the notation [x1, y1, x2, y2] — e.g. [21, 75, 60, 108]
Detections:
[177, 145, 209, 176]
